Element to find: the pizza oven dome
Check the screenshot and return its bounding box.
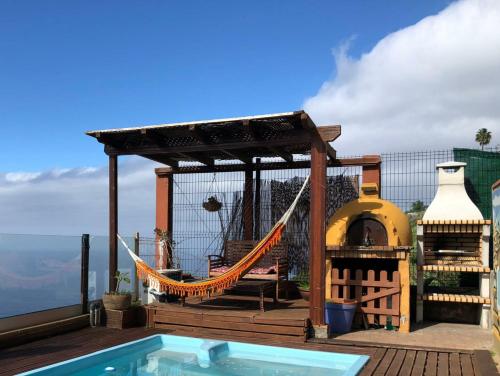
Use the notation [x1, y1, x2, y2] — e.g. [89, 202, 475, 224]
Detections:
[326, 183, 411, 247]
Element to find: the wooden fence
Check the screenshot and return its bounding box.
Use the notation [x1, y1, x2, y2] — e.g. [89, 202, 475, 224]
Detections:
[331, 268, 401, 327]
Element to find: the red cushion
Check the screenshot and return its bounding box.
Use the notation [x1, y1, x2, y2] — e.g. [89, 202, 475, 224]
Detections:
[211, 265, 277, 275]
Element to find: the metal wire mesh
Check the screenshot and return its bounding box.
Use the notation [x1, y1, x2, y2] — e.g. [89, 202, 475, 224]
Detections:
[138, 149, 499, 287]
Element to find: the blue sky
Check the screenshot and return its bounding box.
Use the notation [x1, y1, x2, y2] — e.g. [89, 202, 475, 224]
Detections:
[0, 0, 450, 172]
[0, 0, 499, 235]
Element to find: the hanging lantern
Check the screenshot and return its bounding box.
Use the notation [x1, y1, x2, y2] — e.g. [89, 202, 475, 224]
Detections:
[203, 196, 222, 212]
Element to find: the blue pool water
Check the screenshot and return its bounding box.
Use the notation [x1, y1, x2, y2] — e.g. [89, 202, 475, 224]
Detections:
[19, 334, 369, 376]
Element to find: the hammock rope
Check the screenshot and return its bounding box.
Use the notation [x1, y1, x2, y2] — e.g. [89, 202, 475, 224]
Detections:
[119, 176, 309, 297]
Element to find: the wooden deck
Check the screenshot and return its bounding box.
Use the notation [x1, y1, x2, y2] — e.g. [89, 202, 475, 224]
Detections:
[0, 325, 496, 375]
[146, 296, 310, 342]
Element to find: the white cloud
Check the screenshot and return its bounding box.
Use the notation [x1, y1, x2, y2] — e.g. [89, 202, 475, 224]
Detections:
[5, 172, 42, 183]
[0, 158, 158, 236]
[304, 0, 500, 155]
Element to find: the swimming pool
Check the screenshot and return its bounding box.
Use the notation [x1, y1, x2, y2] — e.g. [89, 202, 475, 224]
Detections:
[20, 334, 369, 375]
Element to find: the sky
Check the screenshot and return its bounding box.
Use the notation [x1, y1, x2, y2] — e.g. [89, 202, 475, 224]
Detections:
[0, 0, 499, 236]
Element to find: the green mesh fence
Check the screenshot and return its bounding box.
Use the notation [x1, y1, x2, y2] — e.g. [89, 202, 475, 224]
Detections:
[453, 148, 500, 219]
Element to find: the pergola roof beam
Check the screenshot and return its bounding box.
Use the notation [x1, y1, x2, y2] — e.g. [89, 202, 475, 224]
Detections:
[176, 152, 214, 166]
[103, 131, 311, 156]
[318, 125, 341, 143]
[155, 155, 380, 174]
[325, 143, 337, 161]
[143, 154, 179, 168]
[220, 149, 252, 164]
[269, 148, 293, 163]
[243, 119, 294, 163]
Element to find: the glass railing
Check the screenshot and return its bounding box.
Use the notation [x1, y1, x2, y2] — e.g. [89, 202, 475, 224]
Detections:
[0, 233, 142, 321]
[0, 233, 82, 319]
[88, 235, 138, 301]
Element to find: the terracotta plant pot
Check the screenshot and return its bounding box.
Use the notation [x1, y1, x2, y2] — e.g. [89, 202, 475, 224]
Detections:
[298, 287, 310, 302]
[102, 293, 132, 310]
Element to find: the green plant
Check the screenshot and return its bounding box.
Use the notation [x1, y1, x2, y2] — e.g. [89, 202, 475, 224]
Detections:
[293, 270, 310, 290]
[130, 299, 143, 308]
[298, 280, 310, 290]
[108, 271, 131, 295]
[408, 200, 427, 213]
[154, 228, 176, 268]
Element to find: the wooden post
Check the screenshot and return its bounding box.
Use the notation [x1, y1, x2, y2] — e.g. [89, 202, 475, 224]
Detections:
[361, 154, 382, 191]
[155, 169, 173, 269]
[416, 223, 424, 323]
[309, 137, 327, 328]
[81, 234, 90, 314]
[243, 169, 254, 240]
[134, 232, 140, 300]
[109, 155, 118, 292]
[398, 254, 410, 333]
[325, 251, 332, 300]
[254, 159, 261, 240]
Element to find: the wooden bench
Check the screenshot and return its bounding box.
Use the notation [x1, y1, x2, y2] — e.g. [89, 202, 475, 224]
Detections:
[208, 240, 288, 300]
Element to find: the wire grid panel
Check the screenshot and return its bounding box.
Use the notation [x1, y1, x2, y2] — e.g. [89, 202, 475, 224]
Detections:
[169, 157, 361, 279]
[171, 170, 246, 277]
[153, 149, 498, 284]
[381, 150, 455, 212]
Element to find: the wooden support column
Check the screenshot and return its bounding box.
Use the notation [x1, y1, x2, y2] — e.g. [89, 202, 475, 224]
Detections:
[361, 154, 382, 190]
[133, 232, 140, 300]
[243, 169, 254, 240]
[109, 155, 118, 292]
[254, 159, 261, 240]
[155, 169, 174, 269]
[309, 137, 327, 328]
[80, 234, 90, 314]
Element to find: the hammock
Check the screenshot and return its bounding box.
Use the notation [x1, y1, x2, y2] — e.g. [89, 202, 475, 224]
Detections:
[119, 176, 309, 297]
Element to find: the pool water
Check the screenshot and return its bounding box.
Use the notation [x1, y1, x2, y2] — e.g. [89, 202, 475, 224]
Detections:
[20, 334, 369, 376]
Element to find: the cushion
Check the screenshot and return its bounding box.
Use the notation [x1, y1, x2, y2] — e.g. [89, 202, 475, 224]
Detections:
[211, 265, 277, 275]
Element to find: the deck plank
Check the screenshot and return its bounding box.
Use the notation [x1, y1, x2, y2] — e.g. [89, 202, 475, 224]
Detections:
[460, 353, 474, 376]
[398, 350, 417, 376]
[437, 352, 449, 376]
[411, 351, 428, 376]
[425, 352, 438, 376]
[359, 347, 387, 376]
[386, 349, 407, 376]
[374, 348, 397, 376]
[0, 325, 492, 376]
[449, 353, 461, 376]
[0, 328, 161, 375]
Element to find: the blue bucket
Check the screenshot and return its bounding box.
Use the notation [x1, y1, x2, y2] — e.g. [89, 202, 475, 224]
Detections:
[325, 302, 357, 334]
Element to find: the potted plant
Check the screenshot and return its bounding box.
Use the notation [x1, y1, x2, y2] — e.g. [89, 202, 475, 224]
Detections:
[297, 280, 310, 301]
[102, 271, 132, 310]
[154, 228, 178, 270]
[294, 271, 310, 301]
[202, 196, 222, 212]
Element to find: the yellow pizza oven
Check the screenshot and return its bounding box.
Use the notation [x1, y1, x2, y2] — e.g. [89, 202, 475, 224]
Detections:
[325, 183, 412, 333]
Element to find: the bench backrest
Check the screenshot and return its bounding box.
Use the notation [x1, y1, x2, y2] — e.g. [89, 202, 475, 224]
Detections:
[224, 240, 288, 267]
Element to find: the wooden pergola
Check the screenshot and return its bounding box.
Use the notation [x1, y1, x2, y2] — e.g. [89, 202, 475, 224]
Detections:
[86, 110, 381, 329]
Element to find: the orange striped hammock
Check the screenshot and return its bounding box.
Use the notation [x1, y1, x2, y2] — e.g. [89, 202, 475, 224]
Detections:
[118, 176, 309, 298]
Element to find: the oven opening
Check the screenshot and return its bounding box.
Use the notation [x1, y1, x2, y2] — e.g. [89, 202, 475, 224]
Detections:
[347, 217, 388, 246]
